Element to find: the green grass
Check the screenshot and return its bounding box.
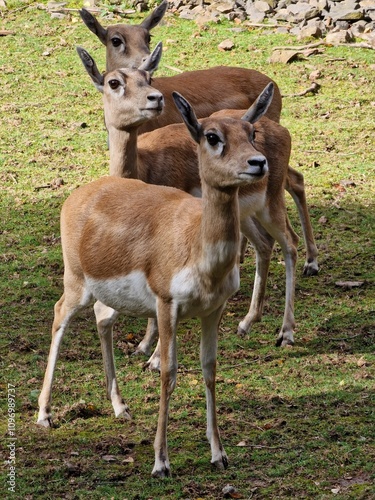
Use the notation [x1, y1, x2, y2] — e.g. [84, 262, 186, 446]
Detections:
[1, 1, 374, 498]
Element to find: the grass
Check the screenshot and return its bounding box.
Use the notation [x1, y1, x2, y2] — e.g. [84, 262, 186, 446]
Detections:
[1, 1, 374, 498]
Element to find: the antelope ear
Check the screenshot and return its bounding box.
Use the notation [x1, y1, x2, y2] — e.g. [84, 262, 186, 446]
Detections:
[241, 82, 274, 124]
[76, 46, 105, 93]
[173, 92, 202, 144]
[138, 41, 162, 75]
[79, 8, 108, 46]
[141, 0, 168, 30]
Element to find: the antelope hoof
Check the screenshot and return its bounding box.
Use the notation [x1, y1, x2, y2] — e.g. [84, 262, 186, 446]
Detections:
[276, 337, 294, 348]
[151, 466, 171, 478]
[303, 260, 319, 276]
[114, 406, 132, 420]
[132, 346, 148, 357]
[36, 415, 53, 428]
[143, 359, 161, 372]
[212, 453, 228, 470]
[143, 352, 161, 372]
[237, 325, 247, 336]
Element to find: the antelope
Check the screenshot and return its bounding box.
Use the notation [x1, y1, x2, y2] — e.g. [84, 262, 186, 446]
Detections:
[78, 47, 299, 353]
[80, 4, 283, 133]
[37, 85, 274, 477]
[79, 0, 168, 71]
[77, 22, 319, 277]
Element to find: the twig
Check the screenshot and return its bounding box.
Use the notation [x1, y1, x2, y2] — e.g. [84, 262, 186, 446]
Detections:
[178, 357, 261, 373]
[245, 22, 291, 29]
[228, 443, 289, 449]
[9, 173, 18, 184]
[48, 7, 135, 15]
[273, 41, 374, 51]
[282, 82, 320, 98]
[163, 64, 183, 74]
[273, 42, 325, 51]
[335, 42, 374, 50]
[330, 332, 369, 342]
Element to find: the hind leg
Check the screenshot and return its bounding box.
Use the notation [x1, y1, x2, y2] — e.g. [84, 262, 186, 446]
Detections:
[238, 217, 275, 335]
[94, 301, 131, 419]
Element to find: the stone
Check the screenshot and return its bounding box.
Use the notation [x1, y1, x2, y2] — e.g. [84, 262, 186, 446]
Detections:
[254, 0, 273, 13]
[287, 3, 320, 22]
[246, 3, 266, 22]
[218, 38, 235, 50]
[329, 1, 364, 22]
[216, 2, 236, 14]
[326, 29, 354, 43]
[299, 23, 323, 38]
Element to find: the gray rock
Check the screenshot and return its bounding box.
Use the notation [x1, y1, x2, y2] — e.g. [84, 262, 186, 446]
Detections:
[254, 0, 273, 13]
[326, 29, 355, 42]
[299, 23, 323, 37]
[246, 3, 267, 21]
[288, 2, 320, 22]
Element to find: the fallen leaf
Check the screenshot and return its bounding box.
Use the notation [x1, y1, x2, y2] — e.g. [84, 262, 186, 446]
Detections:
[102, 455, 117, 462]
[236, 440, 247, 447]
[318, 216, 328, 224]
[335, 281, 364, 289]
[222, 484, 243, 498]
[263, 418, 286, 430]
[357, 357, 368, 367]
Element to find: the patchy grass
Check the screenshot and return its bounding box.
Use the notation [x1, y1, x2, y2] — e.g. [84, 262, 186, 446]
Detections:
[1, 1, 374, 498]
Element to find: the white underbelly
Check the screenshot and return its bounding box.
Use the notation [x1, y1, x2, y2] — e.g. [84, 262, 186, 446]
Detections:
[85, 271, 157, 317]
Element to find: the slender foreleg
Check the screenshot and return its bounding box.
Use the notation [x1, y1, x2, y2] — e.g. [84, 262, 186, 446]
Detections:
[200, 306, 228, 469]
[152, 300, 178, 478]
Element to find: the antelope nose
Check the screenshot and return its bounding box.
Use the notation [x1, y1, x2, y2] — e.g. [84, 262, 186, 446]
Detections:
[147, 93, 164, 107]
[247, 156, 268, 176]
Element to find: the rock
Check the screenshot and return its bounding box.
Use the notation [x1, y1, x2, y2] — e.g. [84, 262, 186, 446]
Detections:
[326, 29, 355, 43]
[172, 0, 375, 37]
[287, 2, 320, 22]
[299, 23, 323, 38]
[246, 3, 267, 22]
[329, 2, 364, 22]
[218, 38, 235, 50]
[254, 0, 273, 13]
[216, 2, 236, 13]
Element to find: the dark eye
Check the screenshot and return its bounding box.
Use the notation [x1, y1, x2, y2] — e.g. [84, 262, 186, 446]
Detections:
[206, 133, 220, 146]
[108, 79, 120, 90]
[111, 37, 122, 47]
[250, 129, 256, 144]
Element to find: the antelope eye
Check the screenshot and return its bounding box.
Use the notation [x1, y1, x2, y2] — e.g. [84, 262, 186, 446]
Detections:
[250, 129, 256, 143]
[108, 79, 120, 90]
[206, 133, 220, 146]
[111, 37, 122, 47]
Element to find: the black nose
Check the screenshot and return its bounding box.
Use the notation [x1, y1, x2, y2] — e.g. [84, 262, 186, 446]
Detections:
[147, 93, 163, 106]
[247, 156, 268, 176]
